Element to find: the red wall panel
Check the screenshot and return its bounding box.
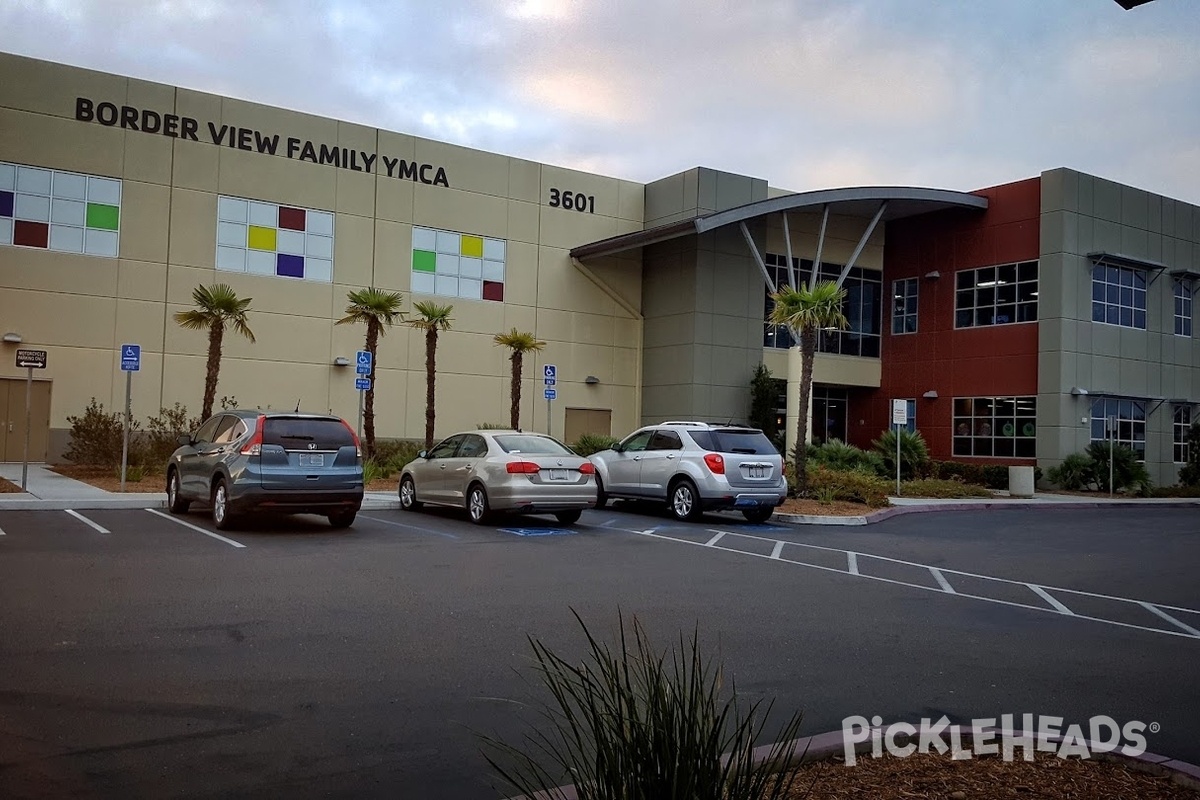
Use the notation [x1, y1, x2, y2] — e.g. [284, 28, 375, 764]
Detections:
[851, 177, 1041, 462]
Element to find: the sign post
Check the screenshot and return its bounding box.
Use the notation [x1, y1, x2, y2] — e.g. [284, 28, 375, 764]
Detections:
[356, 351, 372, 442]
[543, 364, 557, 438]
[891, 399, 907, 496]
[119, 345, 141, 491]
[15, 349, 48, 491]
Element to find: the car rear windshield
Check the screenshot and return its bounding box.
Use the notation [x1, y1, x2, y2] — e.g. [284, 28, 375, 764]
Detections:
[262, 417, 354, 450]
[494, 434, 573, 455]
[688, 429, 778, 455]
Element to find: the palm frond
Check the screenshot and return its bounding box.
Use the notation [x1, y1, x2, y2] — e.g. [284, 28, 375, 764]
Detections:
[493, 328, 546, 353]
[767, 280, 848, 332]
[408, 300, 454, 331]
[336, 287, 406, 331]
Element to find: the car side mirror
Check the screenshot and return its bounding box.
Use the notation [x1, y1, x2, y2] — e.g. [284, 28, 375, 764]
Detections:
[177, 434, 193, 447]
[613, 443, 624, 453]
[418, 450, 428, 459]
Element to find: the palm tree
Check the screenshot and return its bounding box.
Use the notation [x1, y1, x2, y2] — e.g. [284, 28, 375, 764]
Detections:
[406, 301, 454, 449]
[767, 281, 848, 495]
[335, 288, 405, 459]
[493, 328, 546, 430]
[173, 283, 256, 420]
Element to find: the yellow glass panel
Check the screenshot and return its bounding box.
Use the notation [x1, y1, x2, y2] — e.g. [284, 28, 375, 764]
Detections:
[460, 235, 483, 258]
[247, 225, 277, 251]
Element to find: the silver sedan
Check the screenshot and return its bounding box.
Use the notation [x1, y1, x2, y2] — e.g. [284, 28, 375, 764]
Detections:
[398, 430, 597, 525]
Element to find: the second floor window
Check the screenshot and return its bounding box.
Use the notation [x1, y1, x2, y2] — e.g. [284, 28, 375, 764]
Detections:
[1175, 278, 1194, 337]
[955, 261, 1038, 328]
[892, 278, 918, 334]
[1092, 264, 1147, 329]
[762, 255, 881, 357]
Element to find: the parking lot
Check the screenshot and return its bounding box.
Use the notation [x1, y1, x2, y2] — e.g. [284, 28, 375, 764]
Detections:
[1, 502, 1198, 799]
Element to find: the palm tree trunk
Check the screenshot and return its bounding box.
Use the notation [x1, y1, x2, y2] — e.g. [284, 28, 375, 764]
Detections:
[424, 328, 437, 450]
[794, 325, 817, 496]
[202, 322, 224, 420]
[510, 352, 522, 429]
[363, 321, 379, 460]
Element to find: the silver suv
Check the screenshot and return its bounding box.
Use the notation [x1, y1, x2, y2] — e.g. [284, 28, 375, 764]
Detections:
[589, 422, 786, 523]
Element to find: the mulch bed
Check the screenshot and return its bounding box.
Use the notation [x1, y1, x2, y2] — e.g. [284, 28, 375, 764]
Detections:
[50, 465, 163, 493]
[0, 477, 25, 493]
[782, 750, 1198, 799]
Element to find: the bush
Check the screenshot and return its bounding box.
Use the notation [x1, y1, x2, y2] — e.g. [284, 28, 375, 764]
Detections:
[748, 363, 778, 444]
[570, 433, 620, 457]
[374, 439, 424, 472]
[476, 422, 510, 430]
[808, 438, 884, 475]
[872, 428, 930, 480]
[806, 465, 891, 507]
[480, 610, 805, 800]
[1151, 485, 1200, 498]
[143, 403, 202, 466]
[117, 464, 147, 483]
[929, 460, 988, 485]
[1085, 441, 1152, 496]
[1047, 453, 1095, 491]
[362, 458, 385, 485]
[64, 398, 141, 469]
[901, 478, 993, 499]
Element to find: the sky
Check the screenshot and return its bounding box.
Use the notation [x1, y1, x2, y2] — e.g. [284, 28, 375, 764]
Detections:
[3, 0, 1199, 203]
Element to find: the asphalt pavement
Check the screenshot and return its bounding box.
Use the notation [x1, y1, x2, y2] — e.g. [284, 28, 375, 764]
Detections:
[0, 496, 1197, 799]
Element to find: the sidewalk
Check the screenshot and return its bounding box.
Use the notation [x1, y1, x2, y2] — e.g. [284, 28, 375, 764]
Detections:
[0, 464, 402, 511]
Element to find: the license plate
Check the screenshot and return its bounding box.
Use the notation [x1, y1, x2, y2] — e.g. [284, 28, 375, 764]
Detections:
[298, 453, 324, 467]
[747, 465, 766, 479]
[548, 469, 570, 482]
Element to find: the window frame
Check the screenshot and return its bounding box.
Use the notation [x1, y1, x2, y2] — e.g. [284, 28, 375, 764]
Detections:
[762, 254, 882, 357]
[1089, 398, 1147, 461]
[1174, 405, 1193, 464]
[953, 261, 1039, 330]
[891, 278, 918, 335]
[952, 396, 1038, 458]
[1090, 263, 1147, 330]
[1174, 278, 1194, 338]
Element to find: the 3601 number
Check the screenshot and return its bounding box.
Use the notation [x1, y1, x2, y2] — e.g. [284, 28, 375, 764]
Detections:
[548, 188, 596, 213]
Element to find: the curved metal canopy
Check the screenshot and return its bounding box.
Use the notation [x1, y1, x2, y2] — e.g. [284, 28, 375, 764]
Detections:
[570, 185, 988, 261]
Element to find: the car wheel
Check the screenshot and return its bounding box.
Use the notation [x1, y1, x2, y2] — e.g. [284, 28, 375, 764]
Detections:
[467, 484, 491, 525]
[399, 475, 422, 511]
[741, 507, 774, 524]
[167, 469, 190, 514]
[593, 474, 608, 509]
[669, 478, 703, 522]
[328, 510, 356, 528]
[554, 509, 582, 525]
[211, 478, 235, 530]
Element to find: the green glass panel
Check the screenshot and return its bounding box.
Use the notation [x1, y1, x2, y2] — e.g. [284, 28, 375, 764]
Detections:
[86, 203, 120, 231]
[412, 249, 436, 272]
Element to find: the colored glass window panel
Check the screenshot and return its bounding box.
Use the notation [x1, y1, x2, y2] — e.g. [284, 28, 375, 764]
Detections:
[85, 203, 119, 231]
[248, 225, 278, 251]
[460, 235, 483, 258]
[278, 206, 306, 231]
[0, 191, 12, 217]
[483, 281, 504, 302]
[277, 253, 305, 278]
[13, 220, 49, 248]
[412, 250, 437, 272]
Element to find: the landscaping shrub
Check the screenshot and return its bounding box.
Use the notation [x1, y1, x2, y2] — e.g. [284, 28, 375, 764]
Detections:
[480, 610, 805, 800]
[64, 398, 140, 469]
[1151, 485, 1200, 498]
[570, 433, 620, 457]
[901, 478, 993, 499]
[806, 464, 890, 507]
[1085, 441, 1152, 496]
[872, 428, 930, 480]
[748, 363, 779, 444]
[143, 403, 202, 466]
[1047, 453, 1095, 491]
[476, 422, 510, 430]
[374, 439, 424, 472]
[807, 438, 884, 475]
[362, 458, 385, 485]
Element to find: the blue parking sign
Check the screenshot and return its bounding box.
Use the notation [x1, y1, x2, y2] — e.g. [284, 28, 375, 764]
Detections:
[356, 350, 372, 374]
[120, 344, 140, 372]
[355, 377, 371, 391]
[544, 387, 557, 400]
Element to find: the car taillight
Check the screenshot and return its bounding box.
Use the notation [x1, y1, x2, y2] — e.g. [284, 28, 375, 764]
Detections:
[506, 461, 541, 474]
[240, 415, 265, 455]
[340, 419, 362, 458]
[703, 453, 725, 474]
[578, 462, 595, 475]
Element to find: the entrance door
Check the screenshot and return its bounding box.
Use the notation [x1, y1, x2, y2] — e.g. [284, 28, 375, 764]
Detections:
[1, 379, 53, 462]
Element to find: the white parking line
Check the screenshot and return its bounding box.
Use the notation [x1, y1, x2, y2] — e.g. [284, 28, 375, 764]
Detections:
[359, 514, 460, 539]
[1141, 602, 1200, 637]
[1028, 584, 1074, 615]
[847, 552, 859, 575]
[929, 568, 956, 594]
[145, 509, 245, 548]
[629, 528, 1200, 641]
[704, 531, 726, 547]
[770, 540, 785, 560]
[65, 509, 109, 534]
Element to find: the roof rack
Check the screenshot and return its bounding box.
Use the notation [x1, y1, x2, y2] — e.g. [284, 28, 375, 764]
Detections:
[659, 421, 714, 427]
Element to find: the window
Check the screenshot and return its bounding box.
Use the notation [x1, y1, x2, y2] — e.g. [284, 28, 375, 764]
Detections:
[902, 399, 916, 434]
[763, 254, 882, 357]
[1089, 398, 1146, 460]
[648, 431, 683, 451]
[953, 396, 1037, 458]
[194, 416, 223, 443]
[1174, 406, 1193, 464]
[688, 429, 777, 455]
[1091, 264, 1147, 329]
[212, 417, 247, 444]
[457, 435, 488, 458]
[954, 261, 1038, 328]
[428, 435, 464, 459]
[262, 417, 356, 450]
[616, 430, 653, 452]
[811, 387, 848, 445]
[892, 278, 918, 334]
[493, 434, 573, 455]
[1175, 278, 1194, 337]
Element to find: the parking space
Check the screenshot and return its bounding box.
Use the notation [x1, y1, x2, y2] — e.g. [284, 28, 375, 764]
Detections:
[0, 503, 1197, 798]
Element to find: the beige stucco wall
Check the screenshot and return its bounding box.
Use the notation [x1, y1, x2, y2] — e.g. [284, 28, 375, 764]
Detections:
[0, 52, 644, 457]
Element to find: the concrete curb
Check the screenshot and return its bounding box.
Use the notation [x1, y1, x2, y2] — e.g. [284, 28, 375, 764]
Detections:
[508, 724, 1200, 799]
[771, 499, 1200, 526]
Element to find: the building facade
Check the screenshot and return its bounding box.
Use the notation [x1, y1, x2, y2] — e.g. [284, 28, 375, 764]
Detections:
[1, 53, 1197, 484]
